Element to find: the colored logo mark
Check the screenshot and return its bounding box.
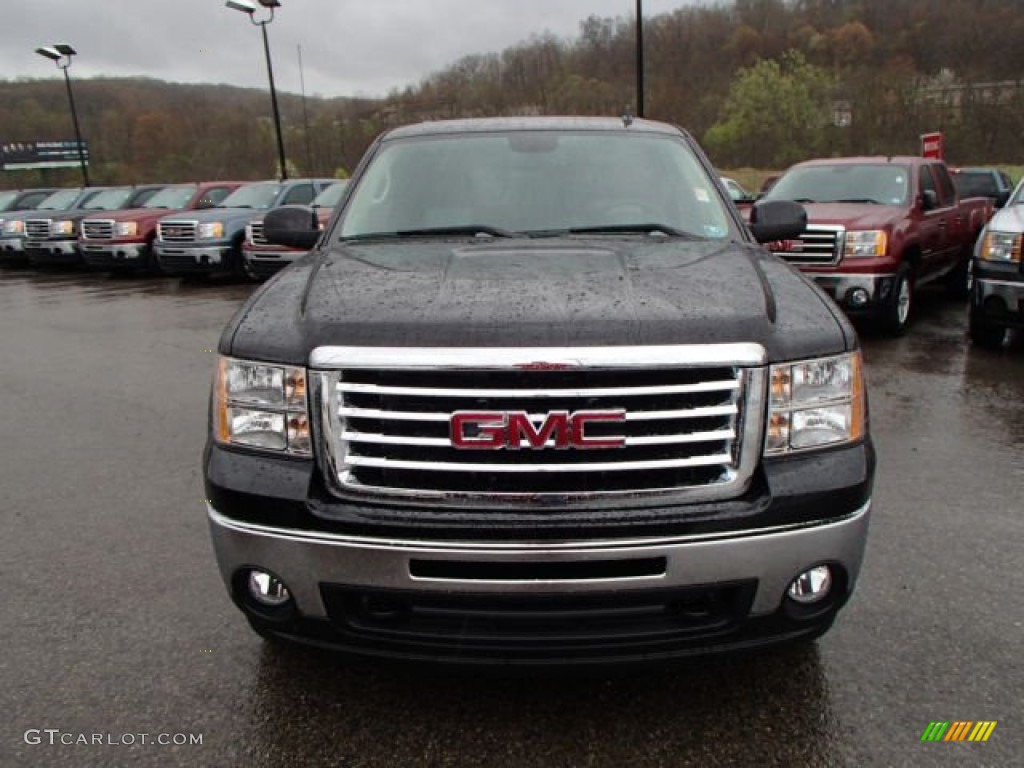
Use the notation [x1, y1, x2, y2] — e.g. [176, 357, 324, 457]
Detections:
[921, 721, 997, 742]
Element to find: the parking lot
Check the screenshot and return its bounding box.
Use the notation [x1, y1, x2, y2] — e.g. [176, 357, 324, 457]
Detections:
[1, 267, 1021, 768]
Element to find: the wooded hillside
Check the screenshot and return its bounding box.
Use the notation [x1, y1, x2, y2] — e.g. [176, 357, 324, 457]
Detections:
[3, 0, 1024, 188]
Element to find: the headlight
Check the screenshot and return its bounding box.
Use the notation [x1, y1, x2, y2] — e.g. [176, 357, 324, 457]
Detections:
[115, 222, 139, 237]
[766, 351, 865, 455]
[245, 224, 254, 243]
[198, 222, 225, 239]
[213, 357, 310, 455]
[979, 231, 1022, 262]
[52, 220, 75, 236]
[2, 220, 22, 235]
[844, 230, 887, 258]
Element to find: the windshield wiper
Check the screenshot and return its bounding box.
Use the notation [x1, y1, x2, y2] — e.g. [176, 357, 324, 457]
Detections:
[831, 198, 882, 204]
[567, 223, 699, 238]
[346, 225, 517, 241]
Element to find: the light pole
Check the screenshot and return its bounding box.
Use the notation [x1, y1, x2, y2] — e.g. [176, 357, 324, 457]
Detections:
[635, 0, 645, 117]
[35, 44, 89, 186]
[226, 0, 288, 180]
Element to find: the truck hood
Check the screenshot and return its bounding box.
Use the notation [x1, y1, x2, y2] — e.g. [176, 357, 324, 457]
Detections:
[801, 202, 905, 230]
[23, 206, 109, 223]
[982, 202, 1024, 234]
[226, 237, 854, 365]
[172, 207, 272, 225]
[91, 207, 186, 224]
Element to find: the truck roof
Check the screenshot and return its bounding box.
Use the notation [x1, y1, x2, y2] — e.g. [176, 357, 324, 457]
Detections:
[384, 116, 684, 140]
[795, 156, 934, 168]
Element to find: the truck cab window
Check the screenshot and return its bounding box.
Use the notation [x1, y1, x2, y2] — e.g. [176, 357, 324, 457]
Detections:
[932, 164, 956, 207]
[283, 185, 315, 205]
[919, 166, 939, 208]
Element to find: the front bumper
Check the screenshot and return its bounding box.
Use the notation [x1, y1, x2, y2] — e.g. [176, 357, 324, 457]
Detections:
[804, 272, 896, 318]
[25, 238, 80, 265]
[242, 247, 305, 278]
[155, 243, 232, 274]
[0, 237, 25, 261]
[973, 272, 1024, 329]
[206, 440, 873, 663]
[80, 242, 148, 269]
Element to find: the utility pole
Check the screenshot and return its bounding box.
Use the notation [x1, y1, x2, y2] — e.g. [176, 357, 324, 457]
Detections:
[635, 0, 645, 117]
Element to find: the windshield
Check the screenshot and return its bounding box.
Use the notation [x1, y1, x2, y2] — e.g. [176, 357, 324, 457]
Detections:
[143, 185, 197, 209]
[38, 188, 83, 210]
[0, 191, 18, 211]
[219, 182, 281, 209]
[766, 164, 910, 206]
[82, 188, 133, 210]
[953, 172, 998, 198]
[313, 182, 348, 208]
[339, 131, 732, 239]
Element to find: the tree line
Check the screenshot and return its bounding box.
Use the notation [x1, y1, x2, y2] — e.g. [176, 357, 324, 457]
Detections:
[3, 0, 1024, 188]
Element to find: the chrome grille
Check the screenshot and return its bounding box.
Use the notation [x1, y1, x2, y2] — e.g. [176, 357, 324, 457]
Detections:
[248, 221, 268, 245]
[158, 220, 197, 243]
[25, 219, 51, 239]
[771, 224, 845, 265]
[81, 219, 114, 240]
[312, 345, 766, 508]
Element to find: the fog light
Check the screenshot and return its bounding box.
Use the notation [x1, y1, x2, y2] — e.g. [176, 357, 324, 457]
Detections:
[847, 288, 870, 308]
[787, 565, 832, 604]
[247, 569, 291, 607]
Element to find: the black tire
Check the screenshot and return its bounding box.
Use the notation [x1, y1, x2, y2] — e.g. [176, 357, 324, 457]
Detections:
[879, 266, 913, 336]
[229, 240, 249, 281]
[968, 308, 1006, 349]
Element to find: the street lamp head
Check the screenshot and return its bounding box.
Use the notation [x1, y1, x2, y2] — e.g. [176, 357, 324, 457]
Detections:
[257, 0, 281, 7]
[225, 0, 257, 13]
[35, 47, 63, 62]
[54, 43, 77, 56]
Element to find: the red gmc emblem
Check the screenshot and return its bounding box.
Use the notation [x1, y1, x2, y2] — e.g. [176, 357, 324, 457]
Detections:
[772, 239, 803, 252]
[450, 410, 626, 450]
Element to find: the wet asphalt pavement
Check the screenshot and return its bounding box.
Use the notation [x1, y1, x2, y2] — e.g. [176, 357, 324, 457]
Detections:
[0, 267, 1021, 768]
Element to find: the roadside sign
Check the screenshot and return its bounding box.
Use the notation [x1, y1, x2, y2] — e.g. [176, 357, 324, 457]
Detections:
[0, 140, 90, 170]
[921, 132, 944, 160]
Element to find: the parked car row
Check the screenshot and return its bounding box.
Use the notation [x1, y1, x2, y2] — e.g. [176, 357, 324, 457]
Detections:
[0, 178, 345, 280]
[2, 155, 1018, 348]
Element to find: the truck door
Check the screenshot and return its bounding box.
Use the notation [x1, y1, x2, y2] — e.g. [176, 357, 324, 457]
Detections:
[916, 165, 947, 280]
[931, 163, 964, 270]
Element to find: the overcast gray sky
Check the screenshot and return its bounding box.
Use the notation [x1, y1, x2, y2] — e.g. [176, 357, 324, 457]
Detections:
[3, 0, 691, 99]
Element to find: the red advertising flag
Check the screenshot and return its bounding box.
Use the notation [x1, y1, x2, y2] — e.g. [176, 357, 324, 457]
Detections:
[921, 132, 944, 160]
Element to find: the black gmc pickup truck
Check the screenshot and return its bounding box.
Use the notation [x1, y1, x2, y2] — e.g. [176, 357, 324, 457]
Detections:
[205, 117, 875, 664]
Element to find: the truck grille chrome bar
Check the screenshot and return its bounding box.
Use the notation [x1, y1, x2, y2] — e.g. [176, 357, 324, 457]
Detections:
[81, 219, 115, 240]
[25, 219, 51, 239]
[312, 345, 767, 509]
[771, 224, 845, 265]
[157, 220, 198, 243]
[248, 221, 268, 245]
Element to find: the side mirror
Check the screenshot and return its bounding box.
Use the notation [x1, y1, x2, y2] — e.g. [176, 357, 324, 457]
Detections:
[748, 199, 806, 243]
[996, 190, 1010, 208]
[263, 205, 320, 249]
[919, 190, 939, 211]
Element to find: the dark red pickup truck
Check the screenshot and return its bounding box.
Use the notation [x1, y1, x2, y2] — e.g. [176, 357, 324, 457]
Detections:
[762, 157, 992, 334]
